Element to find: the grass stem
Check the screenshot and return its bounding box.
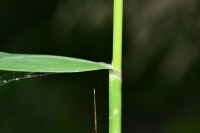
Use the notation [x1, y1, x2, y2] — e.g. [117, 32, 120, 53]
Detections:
[109, 0, 123, 132]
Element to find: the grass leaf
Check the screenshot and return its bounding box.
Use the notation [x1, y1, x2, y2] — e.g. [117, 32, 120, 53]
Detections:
[0, 52, 112, 73]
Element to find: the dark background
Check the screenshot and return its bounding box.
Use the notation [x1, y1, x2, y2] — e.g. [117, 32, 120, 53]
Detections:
[1, 0, 200, 133]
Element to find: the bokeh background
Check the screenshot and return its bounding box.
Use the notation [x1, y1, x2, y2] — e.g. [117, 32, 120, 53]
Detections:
[1, 0, 200, 132]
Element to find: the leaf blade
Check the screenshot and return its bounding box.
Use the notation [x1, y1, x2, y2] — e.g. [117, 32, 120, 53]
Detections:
[0, 52, 111, 73]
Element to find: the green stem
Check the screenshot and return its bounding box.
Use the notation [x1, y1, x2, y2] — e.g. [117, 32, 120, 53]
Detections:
[109, 0, 123, 133]
[109, 72, 122, 133]
[112, 0, 123, 71]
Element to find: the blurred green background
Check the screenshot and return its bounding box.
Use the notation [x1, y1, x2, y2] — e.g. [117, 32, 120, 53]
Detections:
[1, 0, 200, 132]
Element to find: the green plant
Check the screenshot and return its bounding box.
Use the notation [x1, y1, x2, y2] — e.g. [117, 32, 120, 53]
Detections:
[0, 0, 123, 132]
